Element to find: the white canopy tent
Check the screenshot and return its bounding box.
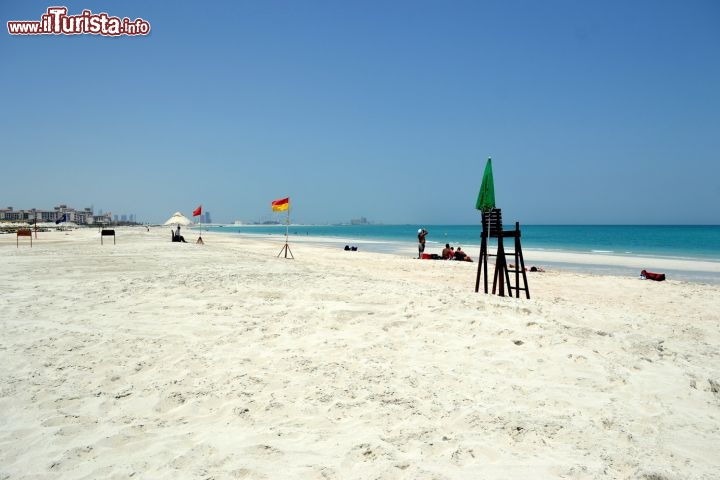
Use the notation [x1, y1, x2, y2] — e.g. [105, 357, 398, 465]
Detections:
[163, 212, 193, 226]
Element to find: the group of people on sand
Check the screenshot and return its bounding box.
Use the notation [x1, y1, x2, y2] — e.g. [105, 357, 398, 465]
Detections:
[417, 228, 473, 262]
[442, 243, 473, 262]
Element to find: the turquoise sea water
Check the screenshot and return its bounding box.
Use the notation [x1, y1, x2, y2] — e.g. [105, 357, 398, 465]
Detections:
[199, 224, 720, 282]
[204, 224, 718, 258]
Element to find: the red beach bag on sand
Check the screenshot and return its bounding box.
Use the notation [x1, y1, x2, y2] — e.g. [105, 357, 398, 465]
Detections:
[641, 270, 666, 281]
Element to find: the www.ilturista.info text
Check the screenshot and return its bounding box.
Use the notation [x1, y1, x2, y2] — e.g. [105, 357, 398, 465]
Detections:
[7, 7, 150, 36]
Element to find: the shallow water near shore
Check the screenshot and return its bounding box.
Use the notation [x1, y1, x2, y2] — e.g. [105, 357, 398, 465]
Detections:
[199, 224, 720, 283]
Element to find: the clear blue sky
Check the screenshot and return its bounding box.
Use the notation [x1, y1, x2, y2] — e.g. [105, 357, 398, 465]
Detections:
[2, 0, 719, 225]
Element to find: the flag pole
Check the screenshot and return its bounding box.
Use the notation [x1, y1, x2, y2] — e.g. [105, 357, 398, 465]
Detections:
[196, 205, 204, 244]
[276, 198, 294, 259]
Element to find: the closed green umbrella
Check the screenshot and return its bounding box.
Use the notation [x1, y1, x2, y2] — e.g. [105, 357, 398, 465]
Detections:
[475, 157, 497, 294]
[475, 158, 495, 212]
[475, 156, 496, 241]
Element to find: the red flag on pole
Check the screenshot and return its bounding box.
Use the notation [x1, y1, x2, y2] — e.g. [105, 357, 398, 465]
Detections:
[193, 205, 202, 217]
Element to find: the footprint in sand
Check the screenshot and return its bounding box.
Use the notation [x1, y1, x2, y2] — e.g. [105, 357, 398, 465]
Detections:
[243, 444, 283, 457]
[154, 391, 186, 413]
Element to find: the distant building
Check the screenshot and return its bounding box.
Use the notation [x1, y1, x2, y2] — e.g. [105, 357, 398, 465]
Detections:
[0, 205, 112, 225]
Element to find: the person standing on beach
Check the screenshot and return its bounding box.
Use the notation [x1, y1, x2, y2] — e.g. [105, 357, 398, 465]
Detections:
[417, 228, 428, 258]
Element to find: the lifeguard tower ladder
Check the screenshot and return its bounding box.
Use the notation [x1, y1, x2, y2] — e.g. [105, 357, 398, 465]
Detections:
[475, 209, 530, 299]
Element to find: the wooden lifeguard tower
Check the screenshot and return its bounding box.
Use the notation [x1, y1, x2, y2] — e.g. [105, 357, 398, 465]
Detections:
[475, 209, 530, 299]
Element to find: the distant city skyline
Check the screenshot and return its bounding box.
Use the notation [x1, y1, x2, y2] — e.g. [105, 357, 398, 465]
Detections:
[3, 205, 135, 221]
[3, 205, 220, 225]
[0, 204, 112, 224]
[3, 1, 718, 225]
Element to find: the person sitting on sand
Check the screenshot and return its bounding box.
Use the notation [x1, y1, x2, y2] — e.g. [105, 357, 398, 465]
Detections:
[442, 243, 454, 260]
[453, 247, 472, 262]
[174, 225, 187, 243]
[509, 264, 545, 272]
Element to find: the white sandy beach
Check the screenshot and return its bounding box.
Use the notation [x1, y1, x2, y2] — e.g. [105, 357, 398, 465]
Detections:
[1, 227, 719, 479]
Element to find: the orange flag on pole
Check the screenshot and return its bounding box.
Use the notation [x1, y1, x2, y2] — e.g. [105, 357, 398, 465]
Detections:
[271, 197, 289, 212]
